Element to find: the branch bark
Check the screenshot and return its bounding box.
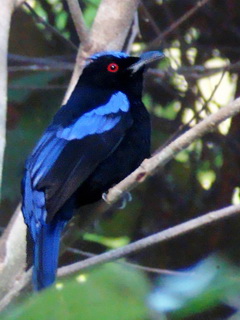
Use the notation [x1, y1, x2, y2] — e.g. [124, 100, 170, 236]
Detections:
[58, 204, 240, 276]
[0, 206, 26, 302]
[63, 0, 140, 103]
[105, 97, 240, 204]
[0, 0, 16, 195]
[66, 0, 89, 44]
[0, 0, 26, 303]
[146, 0, 211, 50]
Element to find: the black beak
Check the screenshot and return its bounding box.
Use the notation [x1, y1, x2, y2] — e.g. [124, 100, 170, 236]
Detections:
[129, 51, 165, 73]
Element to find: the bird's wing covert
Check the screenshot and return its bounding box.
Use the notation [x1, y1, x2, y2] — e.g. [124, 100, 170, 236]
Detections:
[25, 92, 132, 221]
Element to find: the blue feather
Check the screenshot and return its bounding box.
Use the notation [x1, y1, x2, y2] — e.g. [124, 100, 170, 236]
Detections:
[31, 138, 67, 186]
[22, 170, 73, 290]
[57, 92, 129, 140]
[22, 171, 46, 240]
[21, 50, 156, 291]
[91, 51, 129, 60]
[33, 219, 66, 290]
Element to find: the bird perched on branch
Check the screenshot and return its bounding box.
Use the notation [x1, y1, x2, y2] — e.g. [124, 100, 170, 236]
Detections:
[21, 50, 164, 290]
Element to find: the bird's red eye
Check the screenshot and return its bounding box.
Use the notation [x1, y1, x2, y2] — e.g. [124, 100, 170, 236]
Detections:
[107, 63, 119, 73]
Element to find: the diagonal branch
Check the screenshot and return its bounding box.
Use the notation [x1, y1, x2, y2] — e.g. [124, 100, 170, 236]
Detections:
[58, 204, 240, 276]
[23, 2, 77, 51]
[0, 0, 16, 196]
[105, 97, 240, 204]
[66, 0, 89, 44]
[146, 0, 211, 50]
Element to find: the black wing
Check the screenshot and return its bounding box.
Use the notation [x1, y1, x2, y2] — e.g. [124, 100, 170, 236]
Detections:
[24, 92, 133, 222]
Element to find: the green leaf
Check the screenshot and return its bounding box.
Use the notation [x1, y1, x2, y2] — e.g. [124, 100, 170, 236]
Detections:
[3, 263, 150, 320]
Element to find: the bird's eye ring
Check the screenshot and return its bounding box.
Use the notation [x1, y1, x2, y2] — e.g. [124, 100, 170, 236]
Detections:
[107, 63, 119, 73]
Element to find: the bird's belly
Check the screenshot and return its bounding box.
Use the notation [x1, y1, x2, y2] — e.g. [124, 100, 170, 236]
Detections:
[75, 134, 150, 207]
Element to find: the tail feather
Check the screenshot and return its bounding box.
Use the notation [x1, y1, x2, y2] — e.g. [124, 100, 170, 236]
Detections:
[33, 220, 65, 291]
[22, 170, 74, 290]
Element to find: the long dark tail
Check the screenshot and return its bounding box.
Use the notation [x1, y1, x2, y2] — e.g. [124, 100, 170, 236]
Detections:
[33, 219, 66, 291]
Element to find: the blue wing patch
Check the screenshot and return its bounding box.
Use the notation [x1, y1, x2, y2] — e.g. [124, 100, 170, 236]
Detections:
[23, 90, 133, 221]
[22, 170, 47, 240]
[28, 132, 67, 187]
[57, 92, 130, 140]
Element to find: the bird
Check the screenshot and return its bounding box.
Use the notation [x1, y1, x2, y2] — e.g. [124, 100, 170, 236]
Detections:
[21, 50, 164, 291]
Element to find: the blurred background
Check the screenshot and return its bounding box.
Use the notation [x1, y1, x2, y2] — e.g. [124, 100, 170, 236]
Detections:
[3, 0, 240, 319]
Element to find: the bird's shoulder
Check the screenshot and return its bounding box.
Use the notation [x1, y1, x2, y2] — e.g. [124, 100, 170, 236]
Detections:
[52, 87, 131, 127]
[24, 88, 135, 218]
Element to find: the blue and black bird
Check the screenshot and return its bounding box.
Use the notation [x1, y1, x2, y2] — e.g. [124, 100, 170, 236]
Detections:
[21, 50, 164, 290]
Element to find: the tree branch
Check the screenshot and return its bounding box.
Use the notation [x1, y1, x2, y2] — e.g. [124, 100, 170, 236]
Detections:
[63, 0, 140, 103]
[2, 0, 239, 311]
[0, 206, 26, 302]
[58, 204, 240, 276]
[66, 247, 192, 276]
[146, 0, 211, 50]
[23, 2, 77, 51]
[2, 80, 240, 312]
[104, 97, 240, 204]
[66, 0, 89, 44]
[0, 0, 16, 195]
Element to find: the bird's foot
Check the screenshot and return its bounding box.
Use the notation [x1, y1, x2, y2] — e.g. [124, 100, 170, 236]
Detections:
[117, 191, 132, 209]
[102, 192, 110, 204]
[102, 189, 132, 209]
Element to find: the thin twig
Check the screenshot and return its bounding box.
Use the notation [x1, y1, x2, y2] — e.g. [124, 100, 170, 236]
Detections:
[9, 84, 67, 90]
[66, 247, 187, 276]
[146, 0, 211, 50]
[66, 0, 89, 44]
[155, 68, 227, 153]
[124, 12, 140, 53]
[58, 204, 240, 276]
[139, 1, 161, 36]
[23, 2, 78, 51]
[8, 53, 75, 65]
[148, 61, 240, 80]
[8, 65, 73, 72]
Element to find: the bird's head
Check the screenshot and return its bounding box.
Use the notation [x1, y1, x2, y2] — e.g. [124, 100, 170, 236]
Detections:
[78, 51, 164, 96]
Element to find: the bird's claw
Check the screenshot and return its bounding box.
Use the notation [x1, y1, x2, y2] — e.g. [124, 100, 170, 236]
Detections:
[117, 191, 132, 209]
[102, 192, 110, 204]
[102, 190, 132, 209]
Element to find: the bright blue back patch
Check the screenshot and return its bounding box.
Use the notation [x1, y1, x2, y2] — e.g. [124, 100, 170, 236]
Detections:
[91, 51, 129, 60]
[57, 92, 130, 141]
